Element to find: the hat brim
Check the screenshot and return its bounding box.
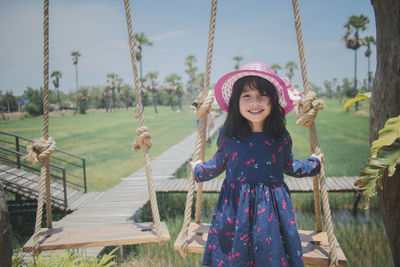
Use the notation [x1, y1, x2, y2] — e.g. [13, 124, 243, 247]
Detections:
[214, 69, 294, 114]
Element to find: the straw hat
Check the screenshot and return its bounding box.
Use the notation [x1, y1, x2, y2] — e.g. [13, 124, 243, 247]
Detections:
[214, 62, 294, 114]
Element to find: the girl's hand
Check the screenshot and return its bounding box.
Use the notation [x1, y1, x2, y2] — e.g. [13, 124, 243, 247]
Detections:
[190, 160, 202, 171]
[311, 153, 324, 163]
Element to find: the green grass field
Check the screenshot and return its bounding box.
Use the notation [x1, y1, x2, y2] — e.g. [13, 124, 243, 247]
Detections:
[1, 106, 197, 191]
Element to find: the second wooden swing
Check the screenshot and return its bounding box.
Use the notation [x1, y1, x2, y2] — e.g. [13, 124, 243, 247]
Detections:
[174, 0, 347, 266]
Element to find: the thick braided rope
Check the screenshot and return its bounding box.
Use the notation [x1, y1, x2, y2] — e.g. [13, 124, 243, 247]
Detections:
[31, 0, 53, 256]
[133, 126, 152, 152]
[26, 138, 56, 256]
[179, 0, 217, 257]
[294, 91, 324, 128]
[291, 0, 339, 265]
[123, 0, 162, 246]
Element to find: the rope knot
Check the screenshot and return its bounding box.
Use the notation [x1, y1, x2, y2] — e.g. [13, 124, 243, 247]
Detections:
[25, 137, 56, 164]
[191, 90, 214, 119]
[294, 91, 324, 128]
[132, 126, 152, 151]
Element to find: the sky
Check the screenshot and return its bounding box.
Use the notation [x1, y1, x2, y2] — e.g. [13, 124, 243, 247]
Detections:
[0, 0, 376, 96]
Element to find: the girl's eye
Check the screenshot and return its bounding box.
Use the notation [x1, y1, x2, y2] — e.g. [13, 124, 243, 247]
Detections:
[241, 94, 250, 98]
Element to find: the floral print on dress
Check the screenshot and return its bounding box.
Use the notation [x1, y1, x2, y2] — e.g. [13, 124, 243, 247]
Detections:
[194, 128, 320, 267]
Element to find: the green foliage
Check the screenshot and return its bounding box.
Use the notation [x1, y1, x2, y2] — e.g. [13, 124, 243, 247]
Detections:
[356, 115, 400, 200]
[0, 90, 19, 113]
[12, 247, 118, 267]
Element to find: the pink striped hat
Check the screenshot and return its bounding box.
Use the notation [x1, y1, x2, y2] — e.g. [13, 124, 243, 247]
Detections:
[214, 62, 294, 114]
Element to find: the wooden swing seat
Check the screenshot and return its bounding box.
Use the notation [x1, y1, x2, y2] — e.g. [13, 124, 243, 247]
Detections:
[174, 222, 347, 267]
[23, 222, 170, 252]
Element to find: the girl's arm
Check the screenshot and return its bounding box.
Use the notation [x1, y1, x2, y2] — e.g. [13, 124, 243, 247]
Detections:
[283, 131, 321, 178]
[192, 132, 227, 182]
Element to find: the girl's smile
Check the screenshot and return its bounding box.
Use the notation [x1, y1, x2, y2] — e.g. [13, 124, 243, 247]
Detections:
[239, 85, 271, 132]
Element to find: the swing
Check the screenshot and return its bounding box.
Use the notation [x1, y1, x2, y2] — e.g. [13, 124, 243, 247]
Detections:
[23, 0, 169, 256]
[174, 0, 347, 266]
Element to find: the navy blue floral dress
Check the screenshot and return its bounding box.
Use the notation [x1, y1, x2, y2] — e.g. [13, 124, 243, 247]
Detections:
[194, 128, 321, 267]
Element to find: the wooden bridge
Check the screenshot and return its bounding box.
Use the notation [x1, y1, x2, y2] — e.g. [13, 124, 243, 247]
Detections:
[0, 164, 102, 212]
[0, 130, 92, 212]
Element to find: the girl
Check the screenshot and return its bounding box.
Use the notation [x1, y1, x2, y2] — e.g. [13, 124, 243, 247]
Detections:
[191, 62, 323, 267]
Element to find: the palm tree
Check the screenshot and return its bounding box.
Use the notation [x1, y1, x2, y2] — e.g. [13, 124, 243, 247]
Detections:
[270, 64, 282, 75]
[145, 71, 159, 113]
[71, 51, 81, 115]
[106, 73, 122, 112]
[51, 70, 62, 110]
[134, 33, 153, 93]
[233, 56, 243, 70]
[342, 14, 370, 110]
[363, 36, 376, 90]
[285, 61, 298, 83]
[185, 55, 198, 94]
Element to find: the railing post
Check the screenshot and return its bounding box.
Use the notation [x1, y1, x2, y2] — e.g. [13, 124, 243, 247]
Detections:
[15, 136, 20, 169]
[62, 169, 68, 212]
[82, 158, 87, 193]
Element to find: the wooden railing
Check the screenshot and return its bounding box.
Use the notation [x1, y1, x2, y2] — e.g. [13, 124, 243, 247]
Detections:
[0, 130, 87, 198]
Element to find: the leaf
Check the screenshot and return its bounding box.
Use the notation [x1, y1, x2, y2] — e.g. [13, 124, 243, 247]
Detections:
[371, 115, 400, 158]
[361, 166, 380, 175]
[355, 176, 378, 198]
[343, 92, 371, 108]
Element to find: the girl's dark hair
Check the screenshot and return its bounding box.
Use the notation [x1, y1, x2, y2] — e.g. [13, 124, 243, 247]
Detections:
[223, 76, 286, 139]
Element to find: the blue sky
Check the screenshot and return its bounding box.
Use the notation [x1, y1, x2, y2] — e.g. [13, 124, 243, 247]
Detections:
[0, 0, 376, 96]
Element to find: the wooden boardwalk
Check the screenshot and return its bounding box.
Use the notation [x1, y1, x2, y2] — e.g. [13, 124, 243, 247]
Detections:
[0, 164, 102, 211]
[156, 176, 361, 193]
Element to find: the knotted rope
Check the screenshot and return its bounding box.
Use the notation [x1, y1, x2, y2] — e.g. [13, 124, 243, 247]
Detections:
[123, 0, 162, 246]
[26, 137, 56, 164]
[294, 91, 324, 128]
[291, 0, 339, 265]
[29, 0, 54, 256]
[132, 126, 152, 152]
[177, 0, 218, 257]
[191, 90, 215, 119]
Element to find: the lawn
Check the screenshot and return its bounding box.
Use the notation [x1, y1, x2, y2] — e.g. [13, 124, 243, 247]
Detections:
[1, 106, 197, 191]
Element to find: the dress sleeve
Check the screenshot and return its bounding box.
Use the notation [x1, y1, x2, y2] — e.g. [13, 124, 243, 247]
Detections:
[282, 130, 321, 178]
[193, 130, 228, 182]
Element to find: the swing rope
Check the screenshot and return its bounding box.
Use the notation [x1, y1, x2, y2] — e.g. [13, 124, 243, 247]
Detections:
[25, 0, 56, 256]
[177, 0, 218, 257]
[291, 0, 339, 265]
[123, 0, 162, 246]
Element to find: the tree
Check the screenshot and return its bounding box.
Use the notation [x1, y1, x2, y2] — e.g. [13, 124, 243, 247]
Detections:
[233, 55, 243, 70]
[145, 71, 159, 113]
[284, 61, 298, 83]
[363, 36, 376, 90]
[78, 87, 89, 114]
[106, 73, 122, 112]
[71, 51, 81, 115]
[270, 64, 282, 75]
[0, 182, 12, 267]
[370, 1, 400, 265]
[134, 33, 153, 94]
[0, 91, 18, 113]
[185, 55, 198, 94]
[164, 73, 182, 110]
[51, 70, 63, 110]
[194, 73, 205, 92]
[342, 14, 370, 110]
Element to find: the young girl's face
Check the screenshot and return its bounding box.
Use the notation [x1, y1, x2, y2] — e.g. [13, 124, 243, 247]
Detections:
[239, 84, 271, 132]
